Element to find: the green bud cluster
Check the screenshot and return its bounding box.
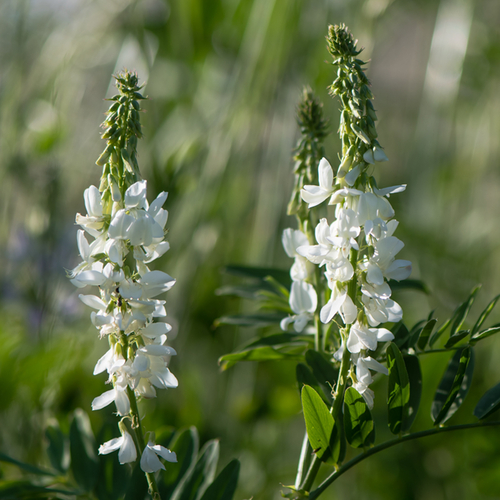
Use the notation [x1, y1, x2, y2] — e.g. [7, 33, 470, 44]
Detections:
[96, 71, 147, 214]
[288, 87, 329, 217]
[326, 24, 385, 185]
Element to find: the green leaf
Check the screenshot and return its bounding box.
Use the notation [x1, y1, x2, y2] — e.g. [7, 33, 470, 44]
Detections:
[69, 409, 98, 492]
[159, 427, 199, 500]
[304, 350, 337, 402]
[474, 381, 500, 419]
[45, 420, 69, 474]
[343, 387, 375, 448]
[444, 329, 470, 348]
[401, 355, 422, 433]
[471, 325, 500, 343]
[431, 286, 480, 347]
[431, 347, 474, 425]
[222, 265, 291, 287]
[386, 343, 410, 435]
[199, 459, 240, 500]
[471, 293, 500, 336]
[219, 346, 303, 370]
[296, 363, 329, 404]
[417, 318, 437, 351]
[449, 286, 481, 336]
[0, 454, 56, 477]
[392, 322, 411, 349]
[301, 385, 336, 463]
[214, 313, 285, 327]
[172, 440, 220, 500]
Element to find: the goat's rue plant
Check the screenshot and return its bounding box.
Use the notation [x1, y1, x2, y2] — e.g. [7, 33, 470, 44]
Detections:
[218, 24, 500, 499]
[70, 72, 178, 498]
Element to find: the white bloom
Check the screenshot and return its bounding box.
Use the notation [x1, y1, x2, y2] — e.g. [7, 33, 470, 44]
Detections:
[92, 385, 130, 416]
[346, 321, 394, 353]
[280, 281, 317, 332]
[282, 228, 310, 281]
[301, 158, 336, 208]
[99, 429, 137, 464]
[140, 439, 177, 473]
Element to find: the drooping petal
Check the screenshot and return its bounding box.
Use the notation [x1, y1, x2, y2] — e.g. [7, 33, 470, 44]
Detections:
[98, 436, 123, 455]
[149, 444, 177, 463]
[118, 431, 137, 464]
[92, 389, 116, 411]
[140, 446, 165, 473]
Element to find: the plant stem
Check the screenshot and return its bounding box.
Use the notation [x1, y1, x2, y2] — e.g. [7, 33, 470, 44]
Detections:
[127, 386, 162, 500]
[308, 420, 500, 500]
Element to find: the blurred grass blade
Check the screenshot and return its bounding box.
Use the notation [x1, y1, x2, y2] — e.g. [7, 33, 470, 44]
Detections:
[431, 347, 473, 425]
[172, 439, 220, 500]
[0, 480, 81, 498]
[159, 427, 200, 499]
[219, 346, 303, 370]
[199, 459, 240, 500]
[222, 266, 291, 287]
[474, 381, 500, 420]
[69, 409, 98, 492]
[343, 387, 375, 448]
[387, 343, 410, 435]
[241, 333, 311, 350]
[45, 421, 69, 474]
[0, 453, 57, 477]
[215, 313, 285, 327]
[401, 355, 422, 433]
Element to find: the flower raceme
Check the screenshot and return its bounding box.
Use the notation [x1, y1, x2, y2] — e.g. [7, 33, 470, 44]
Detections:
[70, 178, 177, 472]
[281, 156, 411, 407]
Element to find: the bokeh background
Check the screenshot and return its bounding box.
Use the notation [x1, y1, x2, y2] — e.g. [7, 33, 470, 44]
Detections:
[1, 0, 500, 498]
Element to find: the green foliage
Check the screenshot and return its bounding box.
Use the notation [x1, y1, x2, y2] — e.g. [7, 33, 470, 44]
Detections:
[474, 382, 500, 420]
[386, 343, 410, 435]
[431, 347, 474, 426]
[343, 387, 374, 448]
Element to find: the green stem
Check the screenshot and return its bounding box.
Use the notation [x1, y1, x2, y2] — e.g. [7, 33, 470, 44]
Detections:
[309, 420, 500, 500]
[127, 386, 162, 500]
[294, 431, 313, 489]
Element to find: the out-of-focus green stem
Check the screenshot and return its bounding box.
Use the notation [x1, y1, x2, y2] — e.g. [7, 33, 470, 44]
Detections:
[127, 387, 161, 500]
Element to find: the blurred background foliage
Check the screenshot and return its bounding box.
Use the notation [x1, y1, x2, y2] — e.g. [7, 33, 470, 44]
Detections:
[1, 0, 500, 498]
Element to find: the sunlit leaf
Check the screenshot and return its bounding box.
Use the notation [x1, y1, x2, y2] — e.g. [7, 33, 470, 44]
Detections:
[301, 385, 335, 463]
[471, 325, 500, 343]
[474, 381, 500, 420]
[296, 363, 329, 404]
[343, 387, 374, 448]
[401, 355, 422, 433]
[392, 322, 411, 349]
[199, 459, 240, 500]
[386, 343, 410, 435]
[242, 333, 311, 351]
[431, 347, 473, 425]
[471, 293, 500, 336]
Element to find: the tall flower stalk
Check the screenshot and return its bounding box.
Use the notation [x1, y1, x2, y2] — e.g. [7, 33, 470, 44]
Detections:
[280, 24, 411, 493]
[70, 72, 177, 499]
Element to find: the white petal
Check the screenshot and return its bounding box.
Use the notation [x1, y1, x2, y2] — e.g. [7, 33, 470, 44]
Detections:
[125, 180, 147, 208]
[79, 294, 107, 310]
[92, 389, 116, 411]
[99, 436, 123, 455]
[150, 445, 177, 463]
[74, 270, 106, 286]
[318, 158, 334, 189]
[140, 345, 177, 357]
[344, 164, 361, 186]
[142, 322, 172, 339]
[149, 191, 168, 218]
[114, 388, 131, 416]
[118, 431, 137, 464]
[94, 349, 114, 375]
[320, 289, 346, 323]
[140, 446, 165, 473]
[300, 185, 331, 208]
